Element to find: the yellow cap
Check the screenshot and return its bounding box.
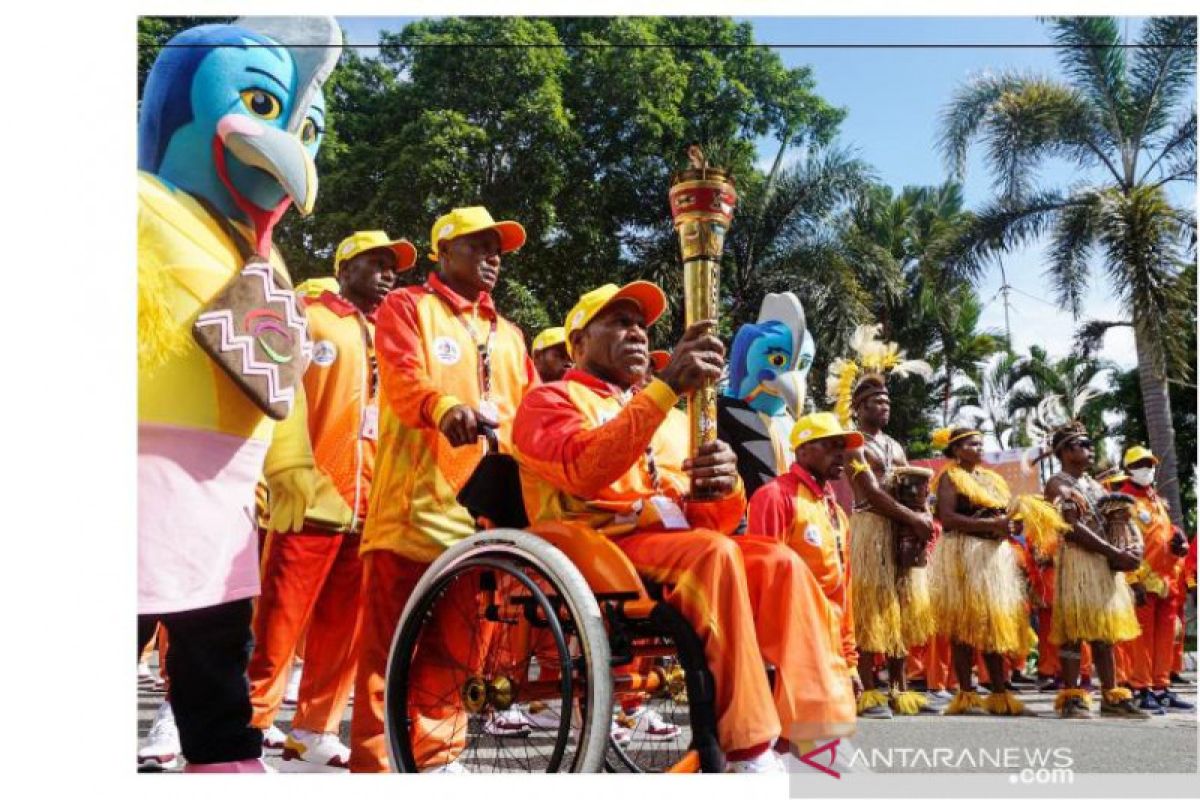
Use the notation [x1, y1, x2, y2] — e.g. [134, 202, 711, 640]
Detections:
[563, 282, 668, 356]
[428, 206, 526, 261]
[333, 231, 417, 275]
[295, 276, 340, 298]
[790, 412, 866, 450]
[531, 327, 566, 354]
[1123, 446, 1159, 467]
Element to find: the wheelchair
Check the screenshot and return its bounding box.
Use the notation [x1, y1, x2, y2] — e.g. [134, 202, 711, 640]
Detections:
[384, 432, 724, 773]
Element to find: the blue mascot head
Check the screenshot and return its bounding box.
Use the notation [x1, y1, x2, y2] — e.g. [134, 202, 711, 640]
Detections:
[725, 292, 814, 416]
[139, 17, 342, 257]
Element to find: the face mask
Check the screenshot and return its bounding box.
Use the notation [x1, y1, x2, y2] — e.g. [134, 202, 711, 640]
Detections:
[1129, 467, 1155, 487]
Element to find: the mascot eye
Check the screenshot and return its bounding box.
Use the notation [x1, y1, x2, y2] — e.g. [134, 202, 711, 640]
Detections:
[768, 353, 787, 367]
[240, 88, 282, 120]
[300, 118, 321, 145]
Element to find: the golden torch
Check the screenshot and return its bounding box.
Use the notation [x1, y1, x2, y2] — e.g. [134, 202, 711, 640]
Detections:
[668, 146, 737, 494]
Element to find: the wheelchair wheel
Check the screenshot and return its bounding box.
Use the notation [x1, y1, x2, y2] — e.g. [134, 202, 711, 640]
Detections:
[385, 530, 611, 773]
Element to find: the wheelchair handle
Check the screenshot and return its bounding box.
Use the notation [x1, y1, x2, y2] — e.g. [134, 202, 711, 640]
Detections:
[479, 422, 500, 454]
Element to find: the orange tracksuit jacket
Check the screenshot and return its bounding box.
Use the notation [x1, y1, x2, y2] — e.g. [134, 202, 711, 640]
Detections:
[362, 273, 538, 562]
[746, 464, 858, 673]
[1120, 481, 1185, 689]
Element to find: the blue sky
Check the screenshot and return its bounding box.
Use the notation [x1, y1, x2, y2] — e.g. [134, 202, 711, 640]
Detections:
[336, 15, 1195, 368]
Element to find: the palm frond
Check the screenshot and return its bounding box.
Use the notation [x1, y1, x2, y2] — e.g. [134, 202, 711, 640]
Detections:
[938, 71, 1029, 179]
[942, 191, 1072, 283]
[1072, 318, 1132, 357]
[1044, 189, 1103, 317]
[1043, 17, 1132, 143]
[1139, 111, 1196, 185]
[1129, 17, 1198, 147]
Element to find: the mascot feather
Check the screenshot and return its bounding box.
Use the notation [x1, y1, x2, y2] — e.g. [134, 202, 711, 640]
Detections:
[717, 292, 814, 500]
[138, 17, 341, 621]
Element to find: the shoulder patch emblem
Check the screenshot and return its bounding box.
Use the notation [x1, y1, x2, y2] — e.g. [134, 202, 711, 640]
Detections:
[804, 524, 822, 547]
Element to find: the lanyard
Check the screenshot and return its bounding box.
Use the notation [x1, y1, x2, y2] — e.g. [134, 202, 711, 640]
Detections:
[430, 282, 497, 399]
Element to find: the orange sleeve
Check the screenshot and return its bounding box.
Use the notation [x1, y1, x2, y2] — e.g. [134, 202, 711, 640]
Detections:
[514, 380, 674, 498]
[746, 478, 794, 543]
[686, 481, 747, 536]
[838, 509, 857, 667]
[374, 290, 456, 429]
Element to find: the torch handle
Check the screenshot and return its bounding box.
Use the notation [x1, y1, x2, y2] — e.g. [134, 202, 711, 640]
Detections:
[683, 257, 720, 493]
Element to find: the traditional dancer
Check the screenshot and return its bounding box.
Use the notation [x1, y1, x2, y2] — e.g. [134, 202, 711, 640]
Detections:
[824, 326, 936, 718]
[138, 17, 340, 772]
[927, 428, 1059, 716]
[515, 283, 856, 772]
[1041, 423, 1148, 719]
[1116, 446, 1194, 713]
[349, 207, 538, 772]
[247, 231, 415, 768]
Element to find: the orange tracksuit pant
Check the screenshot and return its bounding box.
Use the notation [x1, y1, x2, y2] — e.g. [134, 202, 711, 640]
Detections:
[923, 635, 952, 690]
[248, 528, 363, 734]
[1129, 594, 1177, 690]
[615, 530, 855, 751]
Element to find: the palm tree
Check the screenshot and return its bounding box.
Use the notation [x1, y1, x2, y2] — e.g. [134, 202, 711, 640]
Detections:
[950, 350, 1030, 450]
[939, 16, 1197, 527]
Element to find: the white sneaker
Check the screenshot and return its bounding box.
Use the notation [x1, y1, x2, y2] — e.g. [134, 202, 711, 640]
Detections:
[625, 706, 681, 740]
[612, 719, 633, 746]
[281, 729, 350, 770]
[423, 759, 470, 773]
[483, 708, 531, 737]
[283, 662, 303, 706]
[138, 701, 180, 771]
[262, 724, 287, 750]
[523, 701, 562, 730]
[726, 748, 785, 773]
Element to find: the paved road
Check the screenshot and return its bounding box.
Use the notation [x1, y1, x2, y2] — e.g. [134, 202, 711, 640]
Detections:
[137, 670, 1196, 774]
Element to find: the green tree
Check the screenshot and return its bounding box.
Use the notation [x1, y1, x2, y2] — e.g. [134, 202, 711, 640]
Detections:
[939, 16, 1197, 526]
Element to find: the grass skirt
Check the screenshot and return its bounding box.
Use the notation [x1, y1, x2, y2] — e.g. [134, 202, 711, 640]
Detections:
[928, 531, 1027, 654]
[1050, 542, 1140, 645]
[850, 511, 935, 656]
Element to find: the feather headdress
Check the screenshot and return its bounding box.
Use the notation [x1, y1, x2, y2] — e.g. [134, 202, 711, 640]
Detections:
[825, 324, 933, 427]
[1020, 388, 1103, 474]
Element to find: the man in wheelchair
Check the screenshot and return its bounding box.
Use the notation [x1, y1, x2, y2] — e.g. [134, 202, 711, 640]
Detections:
[512, 282, 858, 772]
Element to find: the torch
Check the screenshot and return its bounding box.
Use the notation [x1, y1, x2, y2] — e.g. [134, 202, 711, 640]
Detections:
[668, 146, 737, 495]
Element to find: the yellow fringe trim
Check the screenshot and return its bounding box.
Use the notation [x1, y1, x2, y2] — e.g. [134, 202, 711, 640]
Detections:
[934, 464, 1010, 509]
[138, 259, 189, 372]
[850, 513, 936, 655]
[985, 691, 1026, 716]
[1103, 687, 1134, 704]
[1054, 687, 1093, 712]
[1051, 545, 1142, 645]
[945, 690, 987, 715]
[1010, 495, 1068, 557]
[890, 691, 929, 716]
[857, 688, 889, 714]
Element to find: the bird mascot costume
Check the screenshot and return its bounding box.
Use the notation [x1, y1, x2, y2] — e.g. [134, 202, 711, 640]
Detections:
[717, 292, 814, 501]
[137, 17, 342, 772]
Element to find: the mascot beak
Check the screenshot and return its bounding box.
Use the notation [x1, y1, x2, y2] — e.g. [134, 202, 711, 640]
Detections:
[767, 371, 807, 417]
[218, 115, 318, 216]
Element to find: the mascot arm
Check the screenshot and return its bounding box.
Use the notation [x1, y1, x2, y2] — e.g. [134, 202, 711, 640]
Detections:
[263, 382, 315, 533]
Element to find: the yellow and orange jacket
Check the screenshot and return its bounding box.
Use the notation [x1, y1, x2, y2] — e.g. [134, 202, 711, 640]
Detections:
[362, 274, 537, 562]
[300, 290, 378, 531]
[512, 369, 744, 536]
[746, 464, 857, 670]
[1118, 480, 1184, 600]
